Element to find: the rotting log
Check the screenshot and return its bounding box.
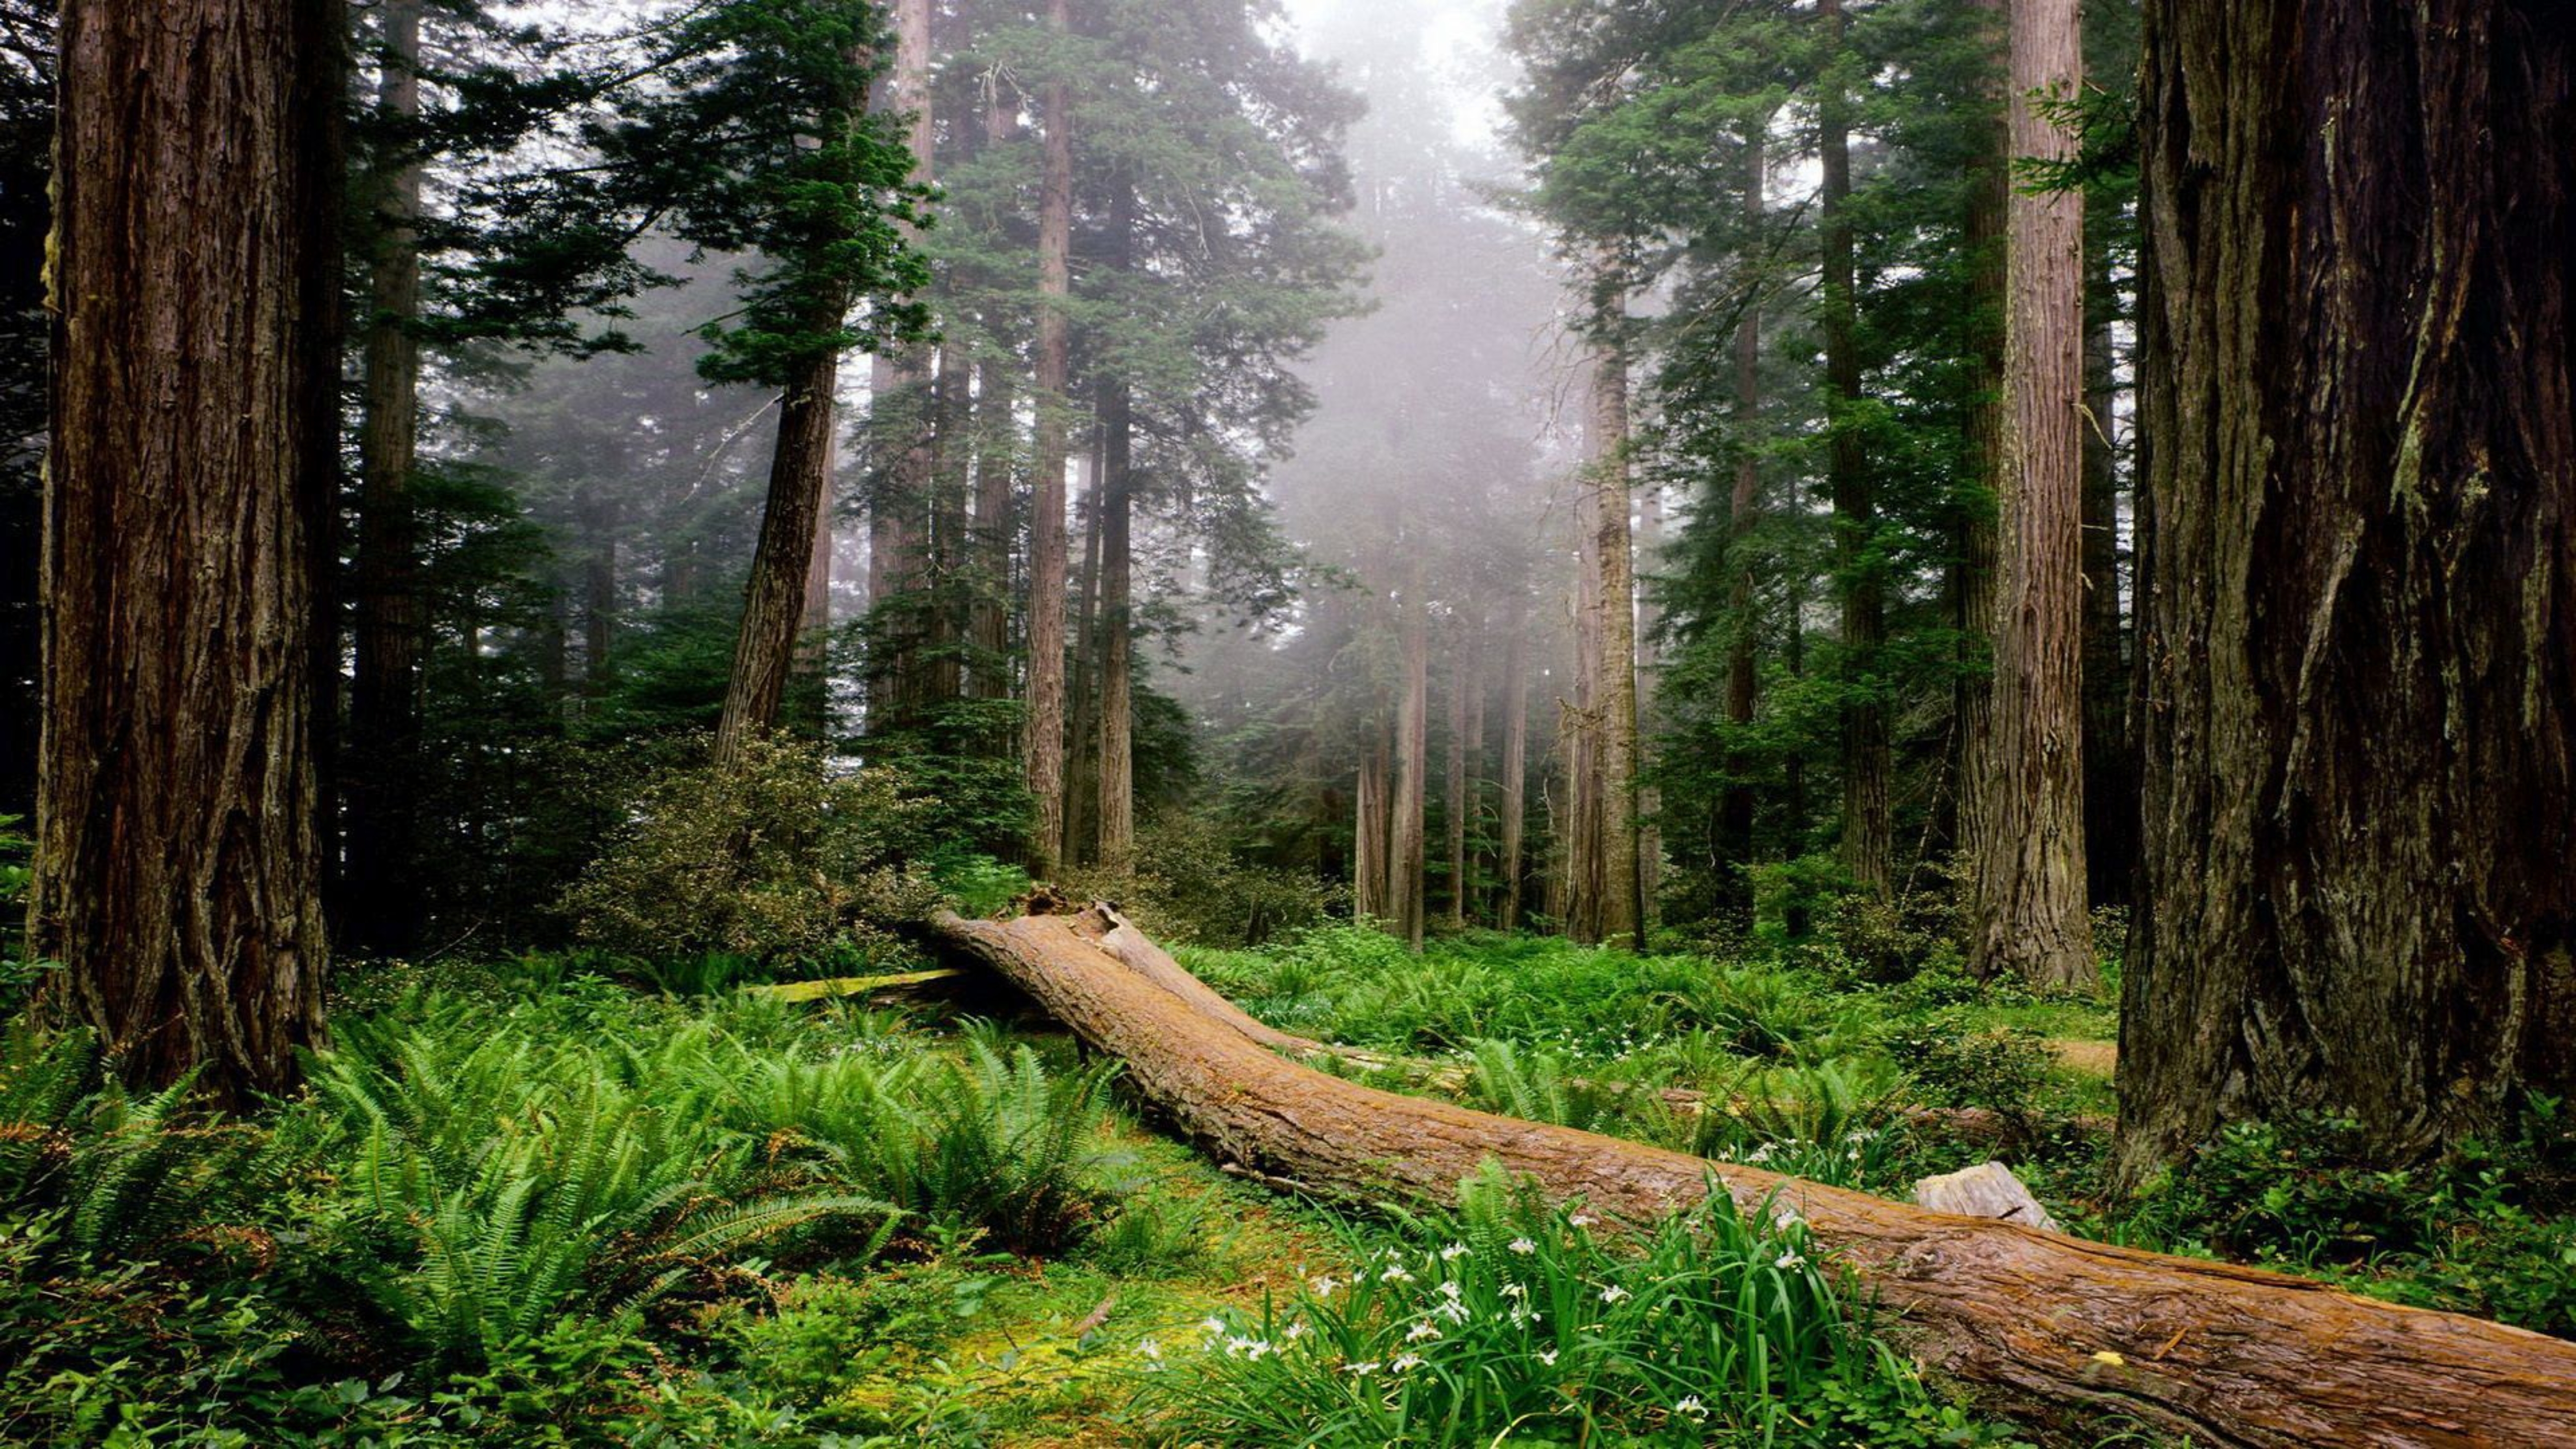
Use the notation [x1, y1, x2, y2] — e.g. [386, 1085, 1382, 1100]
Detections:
[928, 904, 2576, 1449]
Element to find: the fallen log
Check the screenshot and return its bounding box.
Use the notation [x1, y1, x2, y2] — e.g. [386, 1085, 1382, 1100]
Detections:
[929, 905, 2576, 1449]
[1074, 902, 2078, 1146]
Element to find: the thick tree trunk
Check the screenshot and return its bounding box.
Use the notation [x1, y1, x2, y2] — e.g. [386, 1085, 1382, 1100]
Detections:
[2078, 249, 2133, 907]
[35, 0, 340, 1099]
[1971, 0, 2093, 988]
[1390, 552, 1430, 949]
[1951, 3, 2005, 875]
[931, 905, 2576, 1449]
[715, 354, 842, 762]
[1497, 591, 1530, 929]
[971, 352, 1016, 702]
[1589, 307, 1644, 951]
[1721, 122, 1766, 904]
[1819, 0, 1891, 899]
[1067, 447, 1104, 864]
[348, 0, 425, 953]
[1563, 473, 1602, 943]
[1023, 0, 1075, 872]
[2119, 0, 2576, 1179]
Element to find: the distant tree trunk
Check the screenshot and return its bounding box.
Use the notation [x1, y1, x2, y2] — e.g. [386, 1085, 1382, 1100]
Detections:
[1023, 0, 1074, 872]
[866, 0, 935, 732]
[1444, 613, 1478, 931]
[1067, 445, 1104, 863]
[1635, 485, 1663, 929]
[583, 488, 618, 696]
[35, 0, 340, 1099]
[1819, 0, 1890, 899]
[971, 351, 1016, 702]
[1390, 552, 1430, 949]
[1951, 0, 2006, 878]
[2118, 0, 2576, 1181]
[1721, 121, 1766, 906]
[1498, 590, 1530, 929]
[348, 0, 425, 953]
[1094, 182, 1138, 867]
[2079, 247, 2133, 907]
[924, 340, 970, 704]
[1969, 0, 2092, 988]
[1354, 723, 1390, 922]
[1590, 301, 1644, 951]
[1564, 459, 1603, 943]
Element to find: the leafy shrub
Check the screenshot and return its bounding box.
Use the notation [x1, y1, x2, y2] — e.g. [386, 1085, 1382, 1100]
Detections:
[1064, 810, 1341, 947]
[1156, 1165, 2017, 1447]
[559, 735, 941, 965]
[1882, 1009, 2053, 1122]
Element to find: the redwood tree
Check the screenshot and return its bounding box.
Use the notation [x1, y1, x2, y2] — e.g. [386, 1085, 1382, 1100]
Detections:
[1022, 0, 1075, 874]
[2118, 0, 2576, 1178]
[1969, 0, 2091, 988]
[34, 0, 343, 1098]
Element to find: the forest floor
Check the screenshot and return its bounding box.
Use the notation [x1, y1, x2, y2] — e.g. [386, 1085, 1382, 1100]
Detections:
[6, 918, 2571, 1446]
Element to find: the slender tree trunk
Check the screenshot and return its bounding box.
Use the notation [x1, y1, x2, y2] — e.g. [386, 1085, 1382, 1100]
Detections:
[1498, 590, 1530, 930]
[1565, 466, 1603, 943]
[1390, 551, 1430, 949]
[1820, 0, 1891, 899]
[1444, 612, 1477, 931]
[925, 339, 970, 704]
[35, 0, 341, 1099]
[2118, 0, 2576, 1181]
[1952, 0, 2007, 880]
[1969, 0, 2093, 987]
[866, 0, 935, 732]
[348, 0, 424, 952]
[1354, 723, 1390, 922]
[1095, 179, 1138, 866]
[583, 486, 617, 697]
[1635, 487, 1662, 929]
[971, 352, 1016, 702]
[1721, 121, 1766, 907]
[2079, 247, 2134, 906]
[1023, 0, 1074, 871]
[1067, 441, 1104, 863]
[1590, 300, 1644, 952]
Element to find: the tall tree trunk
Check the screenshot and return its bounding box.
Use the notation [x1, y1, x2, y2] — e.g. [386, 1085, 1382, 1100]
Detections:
[1353, 723, 1390, 922]
[1023, 0, 1074, 871]
[1721, 120, 1766, 907]
[1444, 612, 1478, 931]
[583, 486, 618, 697]
[348, 0, 425, 953]
[2118, 0, 2576, 1180]
[35, 0, 340, 1099]
[1095, 181, 1138, 866]
[2079, 246, 2134, 906]
[1390, 551, 1430, 949]
[971, 351, 1016, 702]
[1498, 590, 1530, 930]
[865, 0, 935, 733]
[1819, 0, 1891, 899]
[1590, 300, 1644, 951]
[1067, 440, 1104, 863]
[1564, 464, 1603, 943]
[925, 339, 970, 704]
[1969, 0, 2093, 987]
[795, 427, 839, 715]
[1952, 0, 2007, 879]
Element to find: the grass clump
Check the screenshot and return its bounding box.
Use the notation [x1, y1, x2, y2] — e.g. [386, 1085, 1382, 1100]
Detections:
[1154, 1164, 2023, 1447]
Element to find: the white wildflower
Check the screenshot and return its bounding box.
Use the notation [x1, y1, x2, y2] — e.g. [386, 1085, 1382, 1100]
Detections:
[1406, 1320, 1442, 1343]
[1676, 1394, 1709, 1421]
[1137, 1337, 1164, 1361]
[1775, 1251, 1806, 1271]
[1345, 1361, 1382, 1378]
[1536, 1347, 1560, 1366]
[1311, 1275, 1338, 1299]
[1284, 1320, 1310, 1341]
[1392, 1352, 1425, 1373]
[1499, 1281, 1527, 1299]
[1569, 1213, 1597, 1228]
[1380, 1263, 1415, 1284]
[1508, 1237, 1537, 1255]
[1434, 1297, 1471, 1323]
[1598, 1284, 1632, 1305]
[1439, 1242, 1471, 1261]
[1200, 1315, 1228, 1337]
[1438, 1280, 1464, 1300]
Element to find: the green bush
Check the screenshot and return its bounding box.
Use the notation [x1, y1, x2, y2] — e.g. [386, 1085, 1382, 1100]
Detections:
[1882, 1009, 2053, 1122]
[1064, 810, 1340, 947]
[558, 735, 941, 966]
